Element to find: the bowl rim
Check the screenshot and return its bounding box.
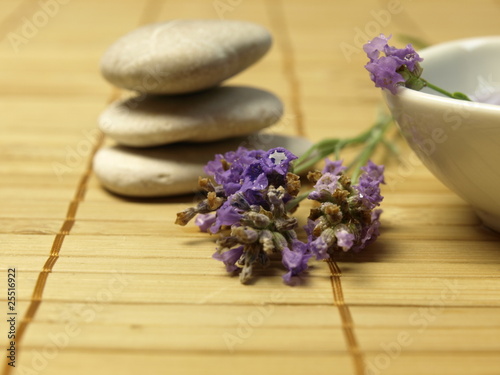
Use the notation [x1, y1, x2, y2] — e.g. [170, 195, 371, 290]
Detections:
[392, 35, 500, 113]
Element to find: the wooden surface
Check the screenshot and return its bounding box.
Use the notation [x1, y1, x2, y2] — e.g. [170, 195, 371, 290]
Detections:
[1, 1, 500, 374]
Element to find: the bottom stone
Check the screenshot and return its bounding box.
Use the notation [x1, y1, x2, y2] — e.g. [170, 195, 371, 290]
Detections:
[93, 134, 312, 197]
[475, 209, 500, 234]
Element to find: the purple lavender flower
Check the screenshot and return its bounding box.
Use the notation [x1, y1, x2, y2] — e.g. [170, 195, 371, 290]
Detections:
[307, 173, 341, 201]
[360, 160, 385, 183]
[204, 147, 265, 195]
[211, 186, 303, 284]
[309, 229, 333, 260]
[354, 161, 385, 210]
[264, 147, 298, 175]
[352, 209, 382, 252]
[385, 44, 423, 72]
[364, 34, 424, 94]
[306, 159, 385, 258]
[179, 151, 385, 283]
[194, 213, 216, 233]
[323, 159, 347, 175]
[363, 34, 391, 61]
[178, 146, 307, 285]
[212, 246, 244, 272]
[365, 57, 405, 95]
[334, 225, 355, 252]
[282, 240, 312, 285]
[209, 201, 243, 234]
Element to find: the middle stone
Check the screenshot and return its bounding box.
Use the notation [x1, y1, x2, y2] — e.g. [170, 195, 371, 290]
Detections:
[98, 86, 284, 147]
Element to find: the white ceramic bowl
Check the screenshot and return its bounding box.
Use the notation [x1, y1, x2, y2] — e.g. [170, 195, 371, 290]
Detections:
[383, 36, 500, 232]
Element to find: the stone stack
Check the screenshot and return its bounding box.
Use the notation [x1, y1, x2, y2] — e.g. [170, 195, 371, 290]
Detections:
[93, 19, 311, 197]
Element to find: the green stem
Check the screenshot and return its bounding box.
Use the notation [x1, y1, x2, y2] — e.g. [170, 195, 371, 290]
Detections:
[349, 116, 393, 182]
[423, 80, 454, 97]
[285, 189, 313, 212]
[288, 112, 395, 209]
[422, 79, 472, 101]
[382, 138, 399, 157]
[293, 113, 392, 175]
[293, 139, 340, 174]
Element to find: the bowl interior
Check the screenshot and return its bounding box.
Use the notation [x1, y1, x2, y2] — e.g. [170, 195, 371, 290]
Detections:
[418, 36, 500, 101]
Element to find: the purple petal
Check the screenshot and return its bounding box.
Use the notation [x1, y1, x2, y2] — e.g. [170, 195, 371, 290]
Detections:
[210, 202, 242, 233]
[224, 182, 243, 196]
[195, 213, 216, 233]
[282, 271, 294, 285]
[213, 246, 244, 272]
[353, 209, 382, 252]
[309, 172, 340, 200]
[309, 235, 330, 260]
[282, 240, 312, 285]
[361, 160, 385, 184]
[304, 219, 316, 239]
[385, 44, 423, 72]
[204, 147, 267, 190]
[363, 34, 391, 61]
[334, 226, 355, 252]
[241, 172, 269, 192]
[322, 159, 346, 175]
[354, 161, 385, 209]
[264, 147, 297, 175]
[365, 57, 405, 95]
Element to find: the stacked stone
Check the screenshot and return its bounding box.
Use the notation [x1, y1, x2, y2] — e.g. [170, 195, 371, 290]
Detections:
[93, 19, 310, 197]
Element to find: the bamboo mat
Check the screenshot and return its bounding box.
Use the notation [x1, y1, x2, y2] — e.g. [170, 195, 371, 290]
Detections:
[1, 1, 500, 374]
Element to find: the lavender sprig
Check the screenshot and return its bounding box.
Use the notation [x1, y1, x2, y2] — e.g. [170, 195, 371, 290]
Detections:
[176, 147, 308, 285]
[306, 160, 384, 260]
[176, 143, 387, 285]
[364, 34, 471, 101]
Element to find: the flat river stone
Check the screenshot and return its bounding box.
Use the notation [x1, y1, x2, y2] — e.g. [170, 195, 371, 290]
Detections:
[93, 134, 312, 197]
[100, 20, 272, 94]
[98, 86, 283, 147]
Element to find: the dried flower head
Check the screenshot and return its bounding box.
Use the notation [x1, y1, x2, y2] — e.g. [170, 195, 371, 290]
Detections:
[177, 147, 387, 285]
[364, 34, 424, 94]
[306, 159, 384, 260]
[176, 146, 311, 285]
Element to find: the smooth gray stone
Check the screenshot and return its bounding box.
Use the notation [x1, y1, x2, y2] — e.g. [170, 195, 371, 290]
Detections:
[93, 134, 312, 197]
[100, 19, 272, 94]
[99, 86, 283, 147]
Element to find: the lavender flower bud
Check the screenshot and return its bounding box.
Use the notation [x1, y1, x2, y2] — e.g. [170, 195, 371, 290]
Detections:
[321, 202, 342, 224]
[259, 229, 274, 253]
[175, 208, 197, 226]
[275, 217, 298, 232]
[239, 262, 253, 284]
[363, 34, 424, 94]
[257, 251, 271, 268]
[272, 232, 288, 251]
[178, 146, 311, 285]
[242, 211, 271, 229]
[216, 235, 239, 251]
[212, 246, 244, 273]
[307, 170, 323, 184]
[285, 172, 301, 197]
[231, 226, 259, 244]
[194, 213, 216, 232]
[307, 159, 385, 259]
[334, 224, 355, 252]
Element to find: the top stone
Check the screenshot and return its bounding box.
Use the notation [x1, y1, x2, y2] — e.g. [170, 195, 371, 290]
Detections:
[100, 20, 273, 94]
